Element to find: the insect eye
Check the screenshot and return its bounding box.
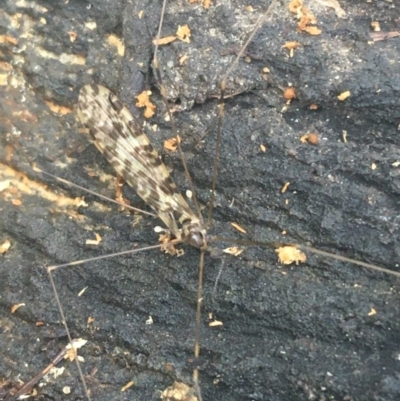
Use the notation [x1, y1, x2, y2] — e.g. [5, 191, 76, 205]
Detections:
[188, 231, 206, 249]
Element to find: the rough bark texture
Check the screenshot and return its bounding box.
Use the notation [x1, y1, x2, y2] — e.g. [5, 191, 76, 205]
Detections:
[1, 1, 400, 400]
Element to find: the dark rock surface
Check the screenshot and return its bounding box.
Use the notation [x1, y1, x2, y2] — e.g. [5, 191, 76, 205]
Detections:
[1, 1, 400, 400]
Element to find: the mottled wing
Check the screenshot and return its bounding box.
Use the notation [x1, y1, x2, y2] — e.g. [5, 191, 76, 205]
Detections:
[77, 84, 197, 237]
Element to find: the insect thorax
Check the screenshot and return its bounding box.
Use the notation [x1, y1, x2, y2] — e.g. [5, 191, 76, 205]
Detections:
[181, 218, 207, 250]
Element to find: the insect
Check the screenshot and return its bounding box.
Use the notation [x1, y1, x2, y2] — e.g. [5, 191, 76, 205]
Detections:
[1, 1, 399, 401]
[77, 84, 207, 251]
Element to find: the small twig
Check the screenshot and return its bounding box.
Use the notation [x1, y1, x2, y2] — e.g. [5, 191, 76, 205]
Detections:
[10, 339, 83, 399]
[369, 31, 400, 42]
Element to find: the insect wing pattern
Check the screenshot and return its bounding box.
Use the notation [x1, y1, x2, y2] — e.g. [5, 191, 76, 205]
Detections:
[77, 84, 199, 239]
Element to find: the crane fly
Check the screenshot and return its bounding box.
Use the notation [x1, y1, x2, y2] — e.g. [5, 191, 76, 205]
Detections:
[2, 1, 400, 400]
